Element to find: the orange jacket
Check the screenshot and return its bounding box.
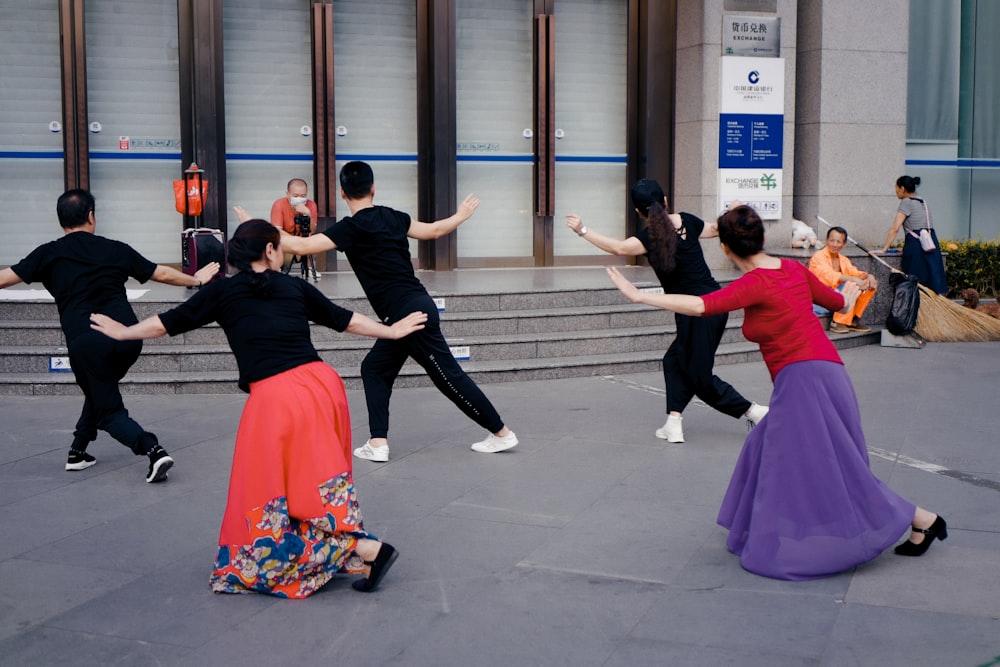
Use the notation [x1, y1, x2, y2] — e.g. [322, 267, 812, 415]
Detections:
[807, 245, 866, 289]
[270, 198, 318, 235]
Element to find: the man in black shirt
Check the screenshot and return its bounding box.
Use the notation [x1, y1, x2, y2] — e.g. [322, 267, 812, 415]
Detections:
[0, 189, 219, 482]
[275, 161, 517, 461]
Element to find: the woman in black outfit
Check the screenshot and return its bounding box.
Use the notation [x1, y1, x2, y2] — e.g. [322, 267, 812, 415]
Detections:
[566, 179, 768, 443]
[91, 220, 426, 597]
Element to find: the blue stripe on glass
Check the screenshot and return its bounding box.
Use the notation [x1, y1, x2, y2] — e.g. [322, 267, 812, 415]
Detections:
[555, 155, 627, 163]
[457, 154, 533, 162]
[4, 151, 629, 165]
[90, 152, 181, 160]
[0, 151, 64, 159]
[334, 154, 417, 162]
[906, 159, 1000, 168]
[226, 153, 315, 161]
[456, 155, 627, 163]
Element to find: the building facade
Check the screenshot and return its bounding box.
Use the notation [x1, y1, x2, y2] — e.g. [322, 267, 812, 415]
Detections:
[0, 1, 995, 270]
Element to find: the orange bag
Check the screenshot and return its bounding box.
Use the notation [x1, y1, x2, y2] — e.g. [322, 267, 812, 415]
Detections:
[173, 174, 208, 216]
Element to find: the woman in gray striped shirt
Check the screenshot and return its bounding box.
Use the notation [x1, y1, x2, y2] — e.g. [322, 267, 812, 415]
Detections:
[878, 175, 947, 294]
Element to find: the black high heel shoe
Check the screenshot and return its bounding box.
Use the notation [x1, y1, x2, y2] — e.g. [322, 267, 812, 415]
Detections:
[352, 542, 399, 592]
[894, 515, 947, 556]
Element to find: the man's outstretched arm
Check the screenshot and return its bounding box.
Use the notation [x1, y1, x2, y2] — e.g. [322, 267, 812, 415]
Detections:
[0, 267, 24, 289]
[151, 262, 220, 287]
[407, 194, 480, 240]
[234, 205, 336, 256]
[278, 230, 336, 256]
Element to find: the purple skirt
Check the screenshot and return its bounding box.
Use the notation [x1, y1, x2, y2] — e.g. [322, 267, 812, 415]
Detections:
[717, 360, 914, 580]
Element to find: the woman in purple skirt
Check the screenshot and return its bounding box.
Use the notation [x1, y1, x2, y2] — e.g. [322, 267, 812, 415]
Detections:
[607, 204, 947, 580]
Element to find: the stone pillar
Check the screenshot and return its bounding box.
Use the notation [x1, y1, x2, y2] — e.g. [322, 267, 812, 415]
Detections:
[673, 0, 799, 270]
[794, 0, 909, 248]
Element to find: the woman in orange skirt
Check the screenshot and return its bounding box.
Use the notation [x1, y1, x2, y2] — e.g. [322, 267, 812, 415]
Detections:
[91, 220, 426, 597]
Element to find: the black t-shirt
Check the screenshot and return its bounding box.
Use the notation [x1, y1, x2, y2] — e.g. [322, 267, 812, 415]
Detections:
[323, 206, 428, 321]
[158, 270, 354, 392]
[633, 212, 720, 297]
[11, 231, 157, 343]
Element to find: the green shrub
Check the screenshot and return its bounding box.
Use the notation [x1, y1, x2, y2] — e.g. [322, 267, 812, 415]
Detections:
[940, 238, 1000, 297]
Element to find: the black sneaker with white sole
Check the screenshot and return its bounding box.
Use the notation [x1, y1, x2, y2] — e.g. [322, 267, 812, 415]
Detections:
[66, 450, 97, 471]
[145, 445, 174, 483]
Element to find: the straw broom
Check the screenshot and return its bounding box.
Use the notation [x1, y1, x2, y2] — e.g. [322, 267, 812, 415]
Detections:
[816, 216, 1000, 342]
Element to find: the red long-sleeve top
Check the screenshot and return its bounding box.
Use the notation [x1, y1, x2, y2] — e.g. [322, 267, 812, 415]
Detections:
[701, 259, 846, 380]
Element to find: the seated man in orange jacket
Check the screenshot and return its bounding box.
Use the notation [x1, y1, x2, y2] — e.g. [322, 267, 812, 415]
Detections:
[808, 226, 878, 333]
[270, 178, 318, 235]
[270, 178, 320, 280]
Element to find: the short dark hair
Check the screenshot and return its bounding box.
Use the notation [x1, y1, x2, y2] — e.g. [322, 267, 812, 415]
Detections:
[826, 226, 847, 240]
[56, 189, 95, 229]
[339, 161, 374, 199]
[717, 205, 764, 258]
[286, 178, 307, 192]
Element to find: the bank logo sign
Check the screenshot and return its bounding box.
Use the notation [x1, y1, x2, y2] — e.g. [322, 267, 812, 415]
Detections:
[719, 57, 784, 219]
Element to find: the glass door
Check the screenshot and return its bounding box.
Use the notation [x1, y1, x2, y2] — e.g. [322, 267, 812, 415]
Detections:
[455, 0, 628, 266]
[0, 2, 64, 264]
[334, 0, 418, 255]
[455, 0, 536, 264]
[85, 0, 181, 262]
[223, 0, 315, 227]
[552, 0, 628, 259]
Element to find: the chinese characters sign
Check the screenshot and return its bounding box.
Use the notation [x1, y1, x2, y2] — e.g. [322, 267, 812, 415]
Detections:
[722, 15, 780, 58]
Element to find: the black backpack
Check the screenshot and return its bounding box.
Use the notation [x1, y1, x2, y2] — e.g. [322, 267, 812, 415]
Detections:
[885, 273, 920, 335]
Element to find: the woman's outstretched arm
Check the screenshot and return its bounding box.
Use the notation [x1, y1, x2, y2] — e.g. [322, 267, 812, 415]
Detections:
[565, 215, 647, 256]
[345, 311, 427, 339]
[90, 313, 167, 340]
[606, 267, 705, 316]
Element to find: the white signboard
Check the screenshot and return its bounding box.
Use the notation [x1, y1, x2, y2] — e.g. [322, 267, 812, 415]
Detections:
[719, 169, 783, 218]
[720, 56, 784, 115]
[719, 57, 784, 219]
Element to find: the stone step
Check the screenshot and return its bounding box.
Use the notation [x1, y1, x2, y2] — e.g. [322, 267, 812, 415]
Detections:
[0, 329, 879, 396]
[0, 320, 752, 373]
[0, 270, 877, 397]
[0, 282, 665, 321]
[0, 300, 728, 346]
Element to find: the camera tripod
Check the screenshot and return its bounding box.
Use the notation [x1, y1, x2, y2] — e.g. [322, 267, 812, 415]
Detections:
[283, 253, 321, 283]
[283, 214, 321, 282]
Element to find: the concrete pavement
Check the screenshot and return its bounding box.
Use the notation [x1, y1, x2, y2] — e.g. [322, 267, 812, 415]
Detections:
[1, 342, 998, 666]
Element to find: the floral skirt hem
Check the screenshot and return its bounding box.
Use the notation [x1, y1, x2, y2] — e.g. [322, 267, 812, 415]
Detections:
[211, 362, 374, 598]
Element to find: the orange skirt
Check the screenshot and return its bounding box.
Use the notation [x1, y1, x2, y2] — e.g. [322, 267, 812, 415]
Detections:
[210, 361, 372, 598]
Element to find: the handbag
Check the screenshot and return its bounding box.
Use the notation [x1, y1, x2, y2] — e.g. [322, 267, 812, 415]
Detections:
[907, 198, 935, 252]
[918, 228, 935, 252]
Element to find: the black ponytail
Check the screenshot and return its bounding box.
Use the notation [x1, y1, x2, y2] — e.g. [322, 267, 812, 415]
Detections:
[630, 178, 677, 275]
[896, 175, 921, 193]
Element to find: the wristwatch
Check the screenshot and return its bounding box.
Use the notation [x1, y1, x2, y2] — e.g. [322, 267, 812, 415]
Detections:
[577, 225, 588, 237]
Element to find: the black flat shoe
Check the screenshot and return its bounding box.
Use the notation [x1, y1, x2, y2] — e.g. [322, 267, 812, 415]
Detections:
[894, 515, 948, 557]
[352, 543, 399, 592]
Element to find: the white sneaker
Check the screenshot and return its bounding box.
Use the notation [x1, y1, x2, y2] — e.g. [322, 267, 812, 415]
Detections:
[655, 415, 684, 442]
[471, 431, 518, 453]
[354, 440, 389, 462]
[745, 402, 769, 428]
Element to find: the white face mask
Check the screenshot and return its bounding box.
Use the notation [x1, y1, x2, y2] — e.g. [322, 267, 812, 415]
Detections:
[289, 196, 307, 206]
